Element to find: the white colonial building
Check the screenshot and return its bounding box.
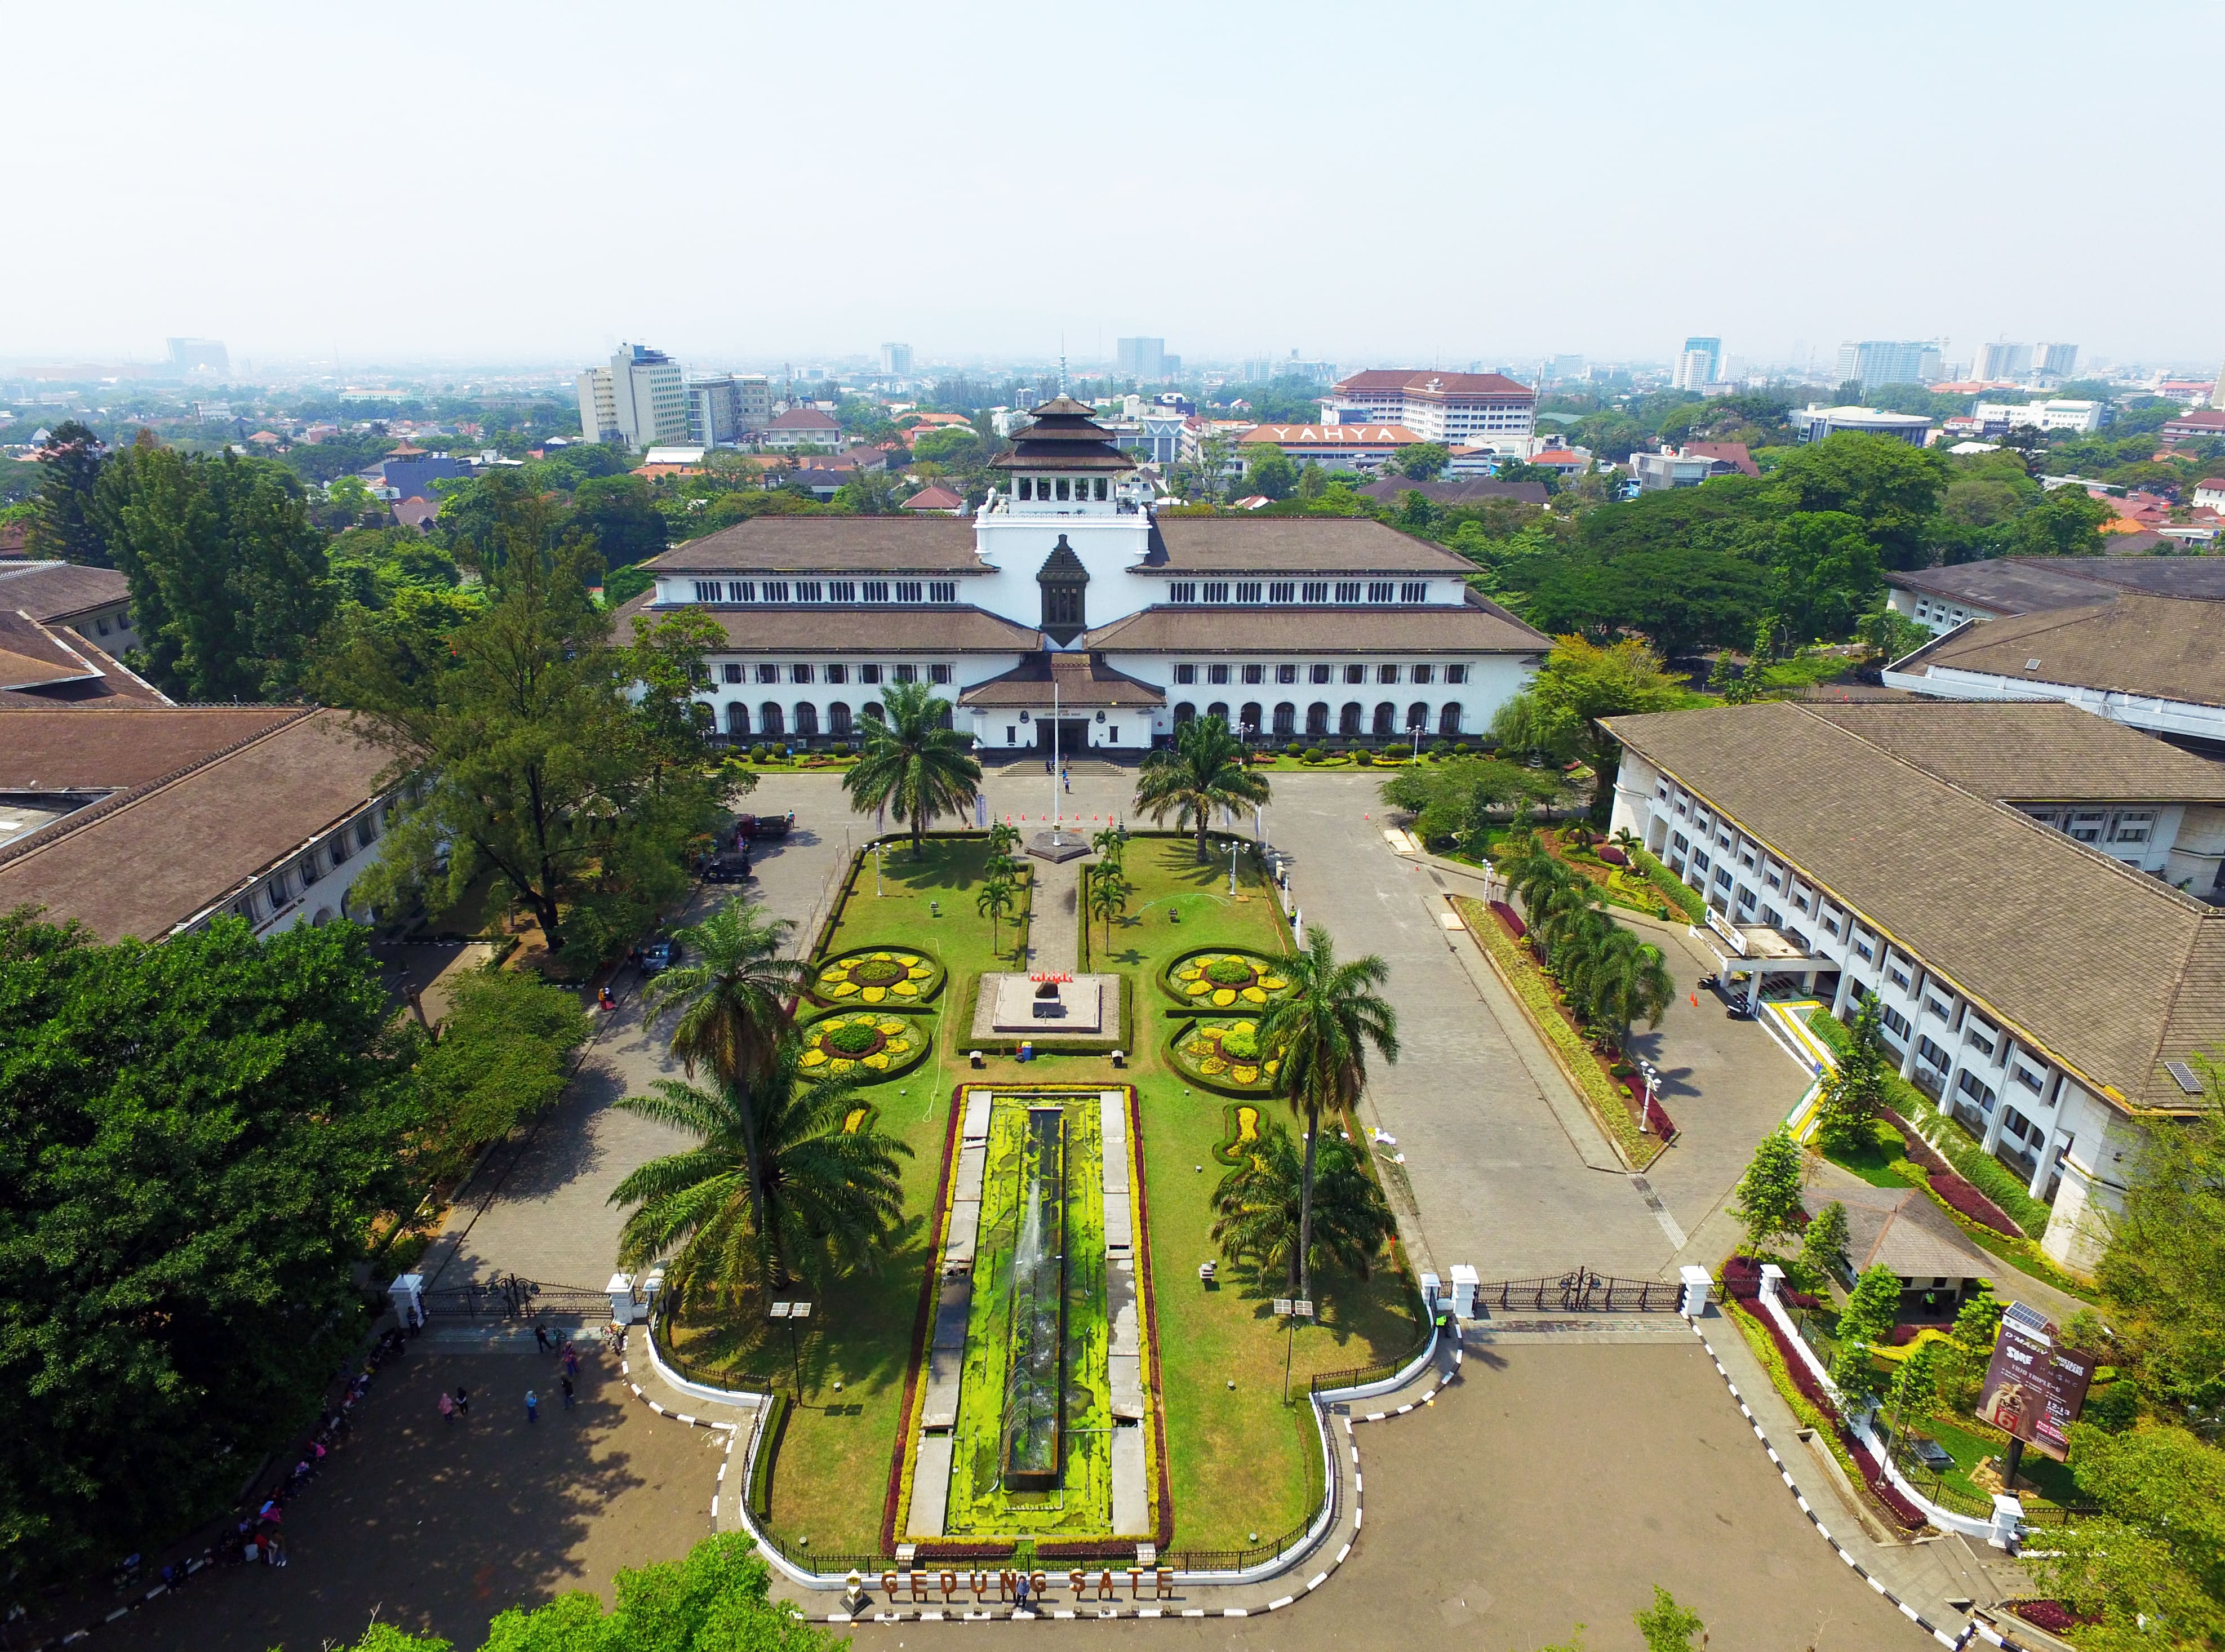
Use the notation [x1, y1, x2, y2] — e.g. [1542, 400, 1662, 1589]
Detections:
[619, 398, 1549, 756]
[1605, 698, 2225, 1271]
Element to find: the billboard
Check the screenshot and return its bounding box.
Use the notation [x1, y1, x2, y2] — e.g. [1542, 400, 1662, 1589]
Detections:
[1977, 1305, 2095, 1462]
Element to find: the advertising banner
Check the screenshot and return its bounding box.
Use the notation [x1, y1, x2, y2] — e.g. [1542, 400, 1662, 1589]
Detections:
[1977, 1307, 2095, 1462]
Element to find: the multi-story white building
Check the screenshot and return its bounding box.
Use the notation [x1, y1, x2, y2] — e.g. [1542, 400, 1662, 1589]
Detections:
[1833, 340, 1944, 389]
[576, 366, 620, 445]
[686, 375, 770, 447]
[1606, 699, 2225, 1270]
[1325, 370, 1536, 446]
[880, 343, 913, 377]
[762, 407, 844, 451]
[1237, 423, 1419, 474]
[617, 397, 1548, 754]
[1973, 399, 2107, 434]
[603, 344, 689, 451]
[1671, 337, 1721, 391]
[1792, 405, 1934, 445]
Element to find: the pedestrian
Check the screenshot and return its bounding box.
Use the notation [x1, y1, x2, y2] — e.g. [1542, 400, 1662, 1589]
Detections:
[563, 1343, 580, 1379]
[268, 1534, 287, 1569]
[1062, 767, 1071, 792]
[561, 1374, 575, 1410]
[598, 985, 616, 1012]
[439, 1391, 455, 1423]
[525, 1389, 539, 1423]
[252, 1531, 269, 1565]
[534, 1323, 552, 1354]
[628, 944, 642, 970]
[454, 1384, 470, 1419]
[1015, 1573, 1031, 1613]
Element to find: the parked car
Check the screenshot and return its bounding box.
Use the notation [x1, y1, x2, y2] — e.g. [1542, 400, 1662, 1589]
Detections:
[734, 812, 793, 842]
[703, 851, 753, 884]
[1908, 1435, 1955, 1473]
[639, 938, 680, 975]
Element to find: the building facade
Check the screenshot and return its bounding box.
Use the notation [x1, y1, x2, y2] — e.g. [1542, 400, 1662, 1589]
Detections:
[1116, 337, 1167, 381]
[685, 376, 748, 447]
[1325, 370, 1536, 446]
[1793, 405, 1934, 445]
[1606, 700, 2225, 1270]
[1238, 423, 1418, 473]
[763, 407, 843, 451]
[1973, 399, 2107, 434]
[607, 344, 689, 450]
[880, 343, 913, 377]
[575, 367, 620, 445]
[1671, 337, 1721, 391]
[618, 398, 1547, 756]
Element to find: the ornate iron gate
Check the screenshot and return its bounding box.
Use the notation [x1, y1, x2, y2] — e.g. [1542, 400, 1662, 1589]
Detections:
[419, 1274, 613, 1320]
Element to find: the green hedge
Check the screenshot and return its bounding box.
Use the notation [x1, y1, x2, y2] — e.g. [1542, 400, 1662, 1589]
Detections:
[1630, 845, 1706, 924]
[748, 1391, 790, 1520]
[1803, 1007, 2053, 1238]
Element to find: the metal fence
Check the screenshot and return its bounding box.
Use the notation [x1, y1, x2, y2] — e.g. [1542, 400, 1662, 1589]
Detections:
[420, 1274, 612, 1320]
[1473, 1268, 1691, 1313]
[1163, 1512, 1316, 1574]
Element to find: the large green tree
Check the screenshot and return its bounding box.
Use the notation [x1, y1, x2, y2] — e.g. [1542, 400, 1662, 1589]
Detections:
[2095, 1102, 2225, 1415]
[1766, 432, 1949, 570]
[0, 912, 417, 1597]
[1134, 713, 1272, 863]
[23, 419, 109, 566]
[842, 677, 983, 858]
[1211, 1118, 1393, 1288]
[1491, 636, 1688, 823]
[95, 441, 334, 700]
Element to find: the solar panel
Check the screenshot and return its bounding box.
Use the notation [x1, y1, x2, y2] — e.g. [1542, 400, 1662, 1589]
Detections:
[2166, 1059, 2205, 1096]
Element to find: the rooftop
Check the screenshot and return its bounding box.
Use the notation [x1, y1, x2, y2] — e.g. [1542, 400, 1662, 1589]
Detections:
[956, 651, 1164, 710]
[770, 407, 841, 429]
[0, 559, 130, 622]
[1604, 699, 2225, 1114]
[610, 587, 1039, 653]
[1798, 700, 2225, 803]
[1085, 591, 1547, 655]
[1887, 557, 2225, 615]
[1899, 592, 2225, 708]
[645, 517, 987, 576]
[1143, 516, 1473, 576]
[1332, 370, 1535, 400]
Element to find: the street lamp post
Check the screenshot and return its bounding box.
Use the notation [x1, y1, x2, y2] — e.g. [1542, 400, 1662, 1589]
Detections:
[1274, 1297, 1314, 1402]
[1636, 1058, 1659, 1133]
[769, 1300, 813, 1394]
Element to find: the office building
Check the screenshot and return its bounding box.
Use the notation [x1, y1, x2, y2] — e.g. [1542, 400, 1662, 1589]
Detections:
[1792, 405, 1934, 445]
[1607, 698, 2225, 1271]
[576, 367, 620, 445]
[603, 344, 689, 451]
[1834, 340, 1942, 390]
[1116, 337, 1168, 381]
[1974, 342, 2033, 382]
[1238, 423, 1419, 473]
[165, 337, 230, 377]
[2035, 343, 2079, 378]
[685, 376, 752, 448]
[1973, 399, 2107, 434]
[881, 343, 913, 377]
[1326, 371, 1536, 445]
[1671, 337, 1721, 391]
[615, 396, 1547, 756]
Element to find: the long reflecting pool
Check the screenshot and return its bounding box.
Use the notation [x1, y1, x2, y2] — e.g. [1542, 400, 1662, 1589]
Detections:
[1000, 1105, 1065, 1491]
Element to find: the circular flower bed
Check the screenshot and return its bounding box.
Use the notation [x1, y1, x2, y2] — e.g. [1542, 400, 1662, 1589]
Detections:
[1168, 1017, 1280, 1094]
[814, 947, 944, 1005]
[799, 1011, 932, 1078]
[1162, 949, 1290, 1009]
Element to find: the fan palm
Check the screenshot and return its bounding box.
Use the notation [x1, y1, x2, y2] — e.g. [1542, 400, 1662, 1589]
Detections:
[1134, 714, 1271, 863]
[844, 677, 983, 859]
[609, 1037, 911, 1307]
[1257, 924, 1398, 1305]
[642, 897, 806, 1206]
[1562, 923, 1672, 1050]
[1211, 1118, 1393, 1289]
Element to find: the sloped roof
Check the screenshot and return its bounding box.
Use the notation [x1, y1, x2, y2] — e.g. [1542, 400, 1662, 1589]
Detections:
[1087, 593, 1547, 655]
[1799, 700, 2225, 803]
[0, 610, 100, 690]
[0, 559, 130, 621]
[611, 586, 1038, 653]
[1144, 516, 1475, 575]
[1333, 370, 1533, 399]
[646, 516, 987, 575]
[1903, 593, 2225, 708]
[957, 651, 1163, 709]
[1605, 699, 2225, 1114]
[770, 407, 841, 429]
[901, 483, 965, 512]
[1886, 557, 2225, 614]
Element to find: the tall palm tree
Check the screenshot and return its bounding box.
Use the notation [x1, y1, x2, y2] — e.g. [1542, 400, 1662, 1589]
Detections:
[1211, 1118, 1393, 1289]
[1562, 923, 1672, 1050]
[1134, 714, 1271, 864]
[642, 898, 807, 1206]
[976, 873, 1017, 958]
[609, 1038, 911, 1307]
[1086, 862, 1131, 952]
[844, 678, 982, 859]
[1257, 924, 1398, 1305]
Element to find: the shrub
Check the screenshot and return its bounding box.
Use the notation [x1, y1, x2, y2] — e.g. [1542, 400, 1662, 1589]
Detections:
[749, 743, 769, 762]
[1304, 746, 1326, 763]
[823, 1021, 881, 1055]
[1354, 750, 1374, 766]
[1382, 744, 1410, 761]
[1205, 956, 1254, 986]
[1454, 742, 1473, 755]
[1220, 1026, 1259, 1061]
[1285, 741, 1302, 757]
[2083, 1379, 2139, 1432]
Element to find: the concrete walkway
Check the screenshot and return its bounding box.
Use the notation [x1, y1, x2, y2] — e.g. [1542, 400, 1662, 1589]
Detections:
[1026, 854, 1083, 974]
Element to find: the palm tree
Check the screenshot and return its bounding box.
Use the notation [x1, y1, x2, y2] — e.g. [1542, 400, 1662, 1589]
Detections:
[1090, 821, 1127, 864]
[1134, 714, 1271, 864]
[976, 873, 1018, 958]
[1086, 862, 1131, 952]
[1257, 925, 1398, 1305]
[1211, 1119, 1393, 1289]
[609, 1038, 911, 1306]
[1562, 923, 1672, 1050]
[844, 678, 982, 859]
[643, 898, 807, 1206]
[987, 820, 1021, 859]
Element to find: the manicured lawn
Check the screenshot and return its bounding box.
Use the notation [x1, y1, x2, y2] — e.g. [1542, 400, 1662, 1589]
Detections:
[1818, 1117, 1915, 1188]
[666, 831, 1420, 1556]
[1906, 1411, 2084, 1509]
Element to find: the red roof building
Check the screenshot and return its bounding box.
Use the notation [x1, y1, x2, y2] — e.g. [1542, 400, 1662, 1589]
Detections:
[901, 483, 966, 514]
[1327, 370, 1536, 445]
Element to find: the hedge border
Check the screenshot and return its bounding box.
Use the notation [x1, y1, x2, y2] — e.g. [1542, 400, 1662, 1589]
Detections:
[794, 1005, 939, 1081]
[1163, 1018, 1279, 1100]
[806, 944, 949, 1010]
[748, 1392, 790, 1520]
[1155, 945, 1290, 1010]
[1213, 1099, 1269, 1166]
[1629, 843, 1707, 925]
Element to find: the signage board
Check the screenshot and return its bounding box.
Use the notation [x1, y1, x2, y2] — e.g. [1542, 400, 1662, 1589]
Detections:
[1977, 1306, 2095, 1462]
[1705, 905, 1748, 957]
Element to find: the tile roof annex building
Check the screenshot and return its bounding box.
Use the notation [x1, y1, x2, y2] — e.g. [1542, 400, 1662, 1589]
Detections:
[1604, 699, 2225, 1269]
[618, 398, 1549, 756]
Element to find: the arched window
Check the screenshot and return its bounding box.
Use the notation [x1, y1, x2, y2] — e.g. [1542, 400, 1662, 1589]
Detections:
[828, 701, 852, 737]
[862, 701, 885, 723]
[726, 701, 749, 737]
[935, 705, 953, 730]
[1238, 701, 1263, 736]
[1439, 703, 1463, 736]
[794, 703, 819, 738]
[760, 702, 785, 738]
[1406, 701, 1429, 734]
[1307, 702, 1330, 737]
[1339, 703, 1362, 736]
[1206, 701, 1229, 725]
[1272, 702, 1296, 738]
[1372, 701, 1396, 737]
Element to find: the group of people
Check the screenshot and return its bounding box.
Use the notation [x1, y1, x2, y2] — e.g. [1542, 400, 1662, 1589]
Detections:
[436, 1322, 584, 1427]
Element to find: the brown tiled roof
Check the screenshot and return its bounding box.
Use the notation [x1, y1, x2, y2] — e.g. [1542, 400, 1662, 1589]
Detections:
[1682, 441, 1759, 477]
[0, 708, 392, 941]
[957, 651, 1164, 709]
[613, 592, 1038, 654]
[1332, 370, 1534, 399]
[0, 610, 101, 690]
[1086, 593, 1547, 654]
[770, 407, 840, 429]
[1604, 699, 2225, 1113]
[1799, 700, 2225, 802]
[0, 560, 130, 621]
[1145, 516, 1476, 575]
[901, 484, 965, 512]
[1888, 557, 2225, 614]
[646, 517, 988, 575]
[1904, 593, 2225, 708]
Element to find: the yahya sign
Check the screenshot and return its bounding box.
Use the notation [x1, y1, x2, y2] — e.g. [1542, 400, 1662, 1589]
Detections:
[1977, 1310, 2095, 1462]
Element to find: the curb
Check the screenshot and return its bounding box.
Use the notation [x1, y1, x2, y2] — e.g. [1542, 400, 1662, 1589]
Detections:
[1687, 1317, 2039, 1651]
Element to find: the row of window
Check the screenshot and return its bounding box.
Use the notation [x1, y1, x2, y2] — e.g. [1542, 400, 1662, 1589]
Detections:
[721, 700, 949, 739]
[1174, 661, 1469, 686]
[1166, 579, 1430, 605]
[2018, 805, 2155, 848]
[1015, 476, 1112, 501]
[687, 579, 959, 605]
[1174, 700, 1464, 738]
[229, 807, 383, 923]
[716, 661, 951, 686]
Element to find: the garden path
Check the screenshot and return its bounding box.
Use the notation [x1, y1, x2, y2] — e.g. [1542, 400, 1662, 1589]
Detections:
[1026, 855, 1082, 974]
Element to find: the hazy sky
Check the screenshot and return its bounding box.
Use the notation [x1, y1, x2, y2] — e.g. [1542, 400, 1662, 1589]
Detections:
[8, 2, 2223, 374]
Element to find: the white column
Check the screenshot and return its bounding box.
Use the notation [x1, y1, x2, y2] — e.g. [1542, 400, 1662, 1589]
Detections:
[1829, 965, 1858, 1019]
[2025, 1070, 2068, 1199]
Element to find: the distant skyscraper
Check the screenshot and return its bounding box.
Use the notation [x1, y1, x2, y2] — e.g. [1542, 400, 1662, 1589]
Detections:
[576, 367, 619, 443]
[1975, 342, 2033, 381]
[1672, 336, 1721, 390]
[880, 342, 913, 377]
[1116, 337, 1167, 381]
[2035, 342, 2079, 378]
[1835, 340, 1938, 390]
[166, 337, 230, 377]
[606, 344, 689, 450]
